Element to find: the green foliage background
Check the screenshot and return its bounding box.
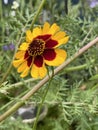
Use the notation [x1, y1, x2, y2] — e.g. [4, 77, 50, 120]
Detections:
[0, 0, 98, 130]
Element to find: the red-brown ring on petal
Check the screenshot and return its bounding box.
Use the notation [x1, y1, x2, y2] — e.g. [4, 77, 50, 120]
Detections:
[27, 56, 33, 67]
[43, 49, 56, 61]
[34, 55, 43, 67]
[36, 34, 51, 41]
[24, 50, 29, 59]
[45, 39, 58, 48]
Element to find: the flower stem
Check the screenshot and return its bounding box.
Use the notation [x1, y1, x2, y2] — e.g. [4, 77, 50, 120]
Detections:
[63, 59, 95, 73]
[32, 77, 52, 130]
[0, 0, 3, 20]
[30, 0, 46, 30]
[0, 37, 98, 123]
[0, 44, 19, 87]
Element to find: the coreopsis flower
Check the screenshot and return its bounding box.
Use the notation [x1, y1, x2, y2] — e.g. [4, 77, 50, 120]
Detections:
[13, 22, 69, 78]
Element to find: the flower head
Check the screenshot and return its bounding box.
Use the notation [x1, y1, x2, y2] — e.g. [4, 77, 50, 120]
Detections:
[2, 43, 15, 51]
[2, 45, 9, 51]
[11, 1, 19, 9]
[13, 22, 69, 78]
[89, 0, 98, 8]
[9, 43, 15, 51]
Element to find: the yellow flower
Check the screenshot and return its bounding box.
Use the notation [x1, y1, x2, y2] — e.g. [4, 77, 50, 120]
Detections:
[13, 22, 69, 78]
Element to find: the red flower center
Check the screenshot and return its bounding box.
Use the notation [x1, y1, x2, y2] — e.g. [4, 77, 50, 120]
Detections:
[28, 39, 45, 56]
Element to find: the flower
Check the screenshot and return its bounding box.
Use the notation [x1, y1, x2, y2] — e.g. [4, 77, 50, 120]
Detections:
[11, 1, 19, 9]
[2, 45, 9, 51]
[2, 43, 15, 51]
[89, 0, 98, 8]
[9, 43, 15, 51]
[13, 22, 69, 78]
[10, 10, 16, 16]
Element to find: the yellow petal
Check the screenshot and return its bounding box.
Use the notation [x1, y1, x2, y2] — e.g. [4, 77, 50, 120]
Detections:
[52, 31, 66, 40]
[48, 23, 60, 35]
[13, 59, 24, 68]
[42, 22, 50, 35]
[31, 64, 47, 79]
[19, 42, 29, 51]
[44, 49, 67, 66]
[58, 36, 69, 46]
[26, 30, 33, 42]
[32, 27, 42, 38]
[17, 61, 28, 73]
[15, 51, 25, 59]
[20, 67, 30, 78]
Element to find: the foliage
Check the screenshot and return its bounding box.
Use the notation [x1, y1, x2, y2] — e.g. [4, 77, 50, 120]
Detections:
[0, 0, 98, 130]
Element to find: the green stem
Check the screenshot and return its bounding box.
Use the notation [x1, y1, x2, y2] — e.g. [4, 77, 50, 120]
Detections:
[0, 37, 98, 123]
[0, 0, 5, 43]
[0, 0, 3, 20]
[20, 0, 25, 15]
[63, 59, 95, 73]
[30, 0, 46, 30]
[2, 78, 36, 91]
[32, 77, 52, 130]
[0, 63, 13, 87]
[0, 46, 19, 86]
